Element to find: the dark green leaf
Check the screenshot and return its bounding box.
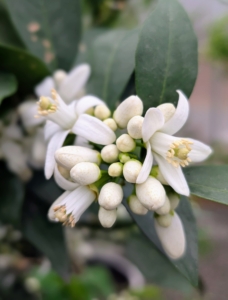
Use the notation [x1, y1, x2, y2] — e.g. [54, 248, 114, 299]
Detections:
[184, 165, 228, 204]
[87, 29, 139, 109]
[0, 72, 17, 104]
[0, 165, 24, 226]
[123, 184, 198, 286]
[135, 0, 198, 109]
[0, 44, 50, 93]
[5, 0, 82, 71]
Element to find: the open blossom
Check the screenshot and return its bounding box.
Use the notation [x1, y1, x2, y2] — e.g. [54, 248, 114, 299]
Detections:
[37, 90, 116, 179]
[137, 90, 212, 196]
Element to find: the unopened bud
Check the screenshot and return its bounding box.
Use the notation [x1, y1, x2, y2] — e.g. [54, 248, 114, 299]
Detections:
[85, 107, 94, 115]
[119, 153, 131, 163]
[113, 96, 143, 128]
[128, 195, 148, 215]
[53, 70, 67, 87]
[103, 118, 117, 131]
[156, 213, 173, 227]
[55, 146, 101, 169]
[155, 212, 186, 260]
[157, 103, 175, 122]
[116, 134, 136, 153]
[108, 162, 123, 177]
[136, 176, 166, 210]
[155, 196, 171, 215]
[98, 207, 117, 228]
[101, 144, 119, 163]
[123, 160, 142, 183]
[150, 166, 168, 185]
[94, 105, 111, 120]
[58, 164, 71, 180]
[70, 162, 101, 185]
[168, 193, 180, 210]
[98, 182, 123, 210]
[127, 116, 144, 139]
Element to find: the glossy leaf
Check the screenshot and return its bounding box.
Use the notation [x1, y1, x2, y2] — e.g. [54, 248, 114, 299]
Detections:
[123, 184, 198, 286]
[0, 72, 17, 104]
[0, 44, 50, 92]
[87, 29, 139, 109]
[5, 0, 81, 71]
[184, 165, 228, 204]
[135, 0, 198, 109]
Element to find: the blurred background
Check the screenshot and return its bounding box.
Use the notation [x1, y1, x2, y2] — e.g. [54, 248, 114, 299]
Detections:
[0, 0, 228, 299]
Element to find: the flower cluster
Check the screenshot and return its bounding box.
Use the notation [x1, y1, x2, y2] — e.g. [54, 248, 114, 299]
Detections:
[40, 86, 212, 260]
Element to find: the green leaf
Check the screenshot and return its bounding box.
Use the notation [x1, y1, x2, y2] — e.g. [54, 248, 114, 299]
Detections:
[0, 164, 24, 226]
[0, 44, 50, 93]
[87, 29, 139, 110]
[123, 185, 198, 287]
[5, 0, 82, 71]
[184, 165, 228, 204]
[135, 0, 198, 109]
[0, 72, 17, 104]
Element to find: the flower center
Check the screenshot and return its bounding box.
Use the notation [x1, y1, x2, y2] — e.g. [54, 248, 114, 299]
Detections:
[37, 96, 57, 116]
[166, 139, 193, 167]
[53, 205, 75, 227]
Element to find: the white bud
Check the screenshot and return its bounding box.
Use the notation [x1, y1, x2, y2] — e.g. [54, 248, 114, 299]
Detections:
[123, 160, 142, 183]
[157, 103, 175, 122]
[155, 212, 186, 260]
[127, 116, 144, 139]
[101, 144, 119, 163]
[113, 95, 143, 128]
[108, 162, 123, 177]
[85, 107, 94, 115]
[103, 118, 117, 131]
[155, 196, 171, 215]
[168, 193, 180, 210]
[55, 146, 101, 169]
[151, 166, 168, 185]
[119, 152, 131, 163]
[24, 277, 40, 293]
[58, 164, 71, 180]
[98, 207, 117, 228]
[128, 195, 148, 215]
[94, 105, 111, 120]
[53, 70, 67, 87]
[70, 162, 101, 185]
[98, 182, 123, 210]
[136, 176, 166, 210]
[156, 213, 173, 227]
[116, 134, 136, 153]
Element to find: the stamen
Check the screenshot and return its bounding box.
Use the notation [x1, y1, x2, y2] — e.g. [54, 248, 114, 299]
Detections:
[166, 139, 193, 168]
[53, 205, 76, 227]
[37, 94, 58, 116]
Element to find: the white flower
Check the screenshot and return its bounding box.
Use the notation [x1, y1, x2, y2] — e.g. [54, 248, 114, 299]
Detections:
[108, 162, 123, 177]
[70, 162, 101, 185]
[54, 164, 79, 191]
[18, 100, 44, 130]
[154, 212, 186, 260]
[116, 134, 136, 153]
[37, 90, 115, 179]
[35, 64, 91, 104]
[48, 186, 96, 227]
[137, 90, 212, 196]
[98, 182, 123, 210]
[98, 207, 117, 228]
[123, 160, 142, 183]
[101, 144, 119, 163]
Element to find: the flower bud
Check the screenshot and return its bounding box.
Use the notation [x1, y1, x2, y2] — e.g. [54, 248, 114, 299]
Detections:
[101, 144, 119, 163]
[150, 166, 168, 185]
[103, 118, 117, 131]
[127, 116, 144, 139]
[119, 152, 131, 163]
[94, 105, 111, 120]
[155, 212, 186, 260]
[55, 146, 101, 169]
[157, 103, 175, 122]
[108, 162, 123, 177]
[136, 176, 166, 210]
[98, 207, 117, 228]
[156, 213, 173, 227]
[53, 70, 67, 87]
[128, 195, 148, 215]
[155, 196, 171, 215]
[98, 182, 123, 210]
[113, 96, 143, 128]
[123, 160, 142, 183]
[116, 134, 136, 153]
[70, 162, 101, 185]
[168, 193, 180, 210]
[85, 107, 94, 115]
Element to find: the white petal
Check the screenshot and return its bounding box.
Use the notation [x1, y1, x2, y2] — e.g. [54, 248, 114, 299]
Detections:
[142, 108, 164, 142]
[74, 135, 93, 149]
[161, 90, 189, 135]
[188, 139, 212, 162]
[153, 153, 190, 196]
[35, 77, 54, 97]
[18, 100, 44, 128]
[73, 114, 116, 145]
[150, 132, 176, 158]
[44, 130, 70, 179]
[48, 191, 71, 221]
[75, 95, 106, 115]
[54, 164, 79, 191]
[136, 142, 153, 184]
[59, 64, 91, 103]
[44, 120, 62, 141]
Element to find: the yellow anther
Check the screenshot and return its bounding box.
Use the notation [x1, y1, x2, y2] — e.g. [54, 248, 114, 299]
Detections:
[53, 205, 75, 227]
